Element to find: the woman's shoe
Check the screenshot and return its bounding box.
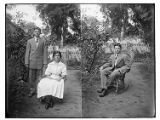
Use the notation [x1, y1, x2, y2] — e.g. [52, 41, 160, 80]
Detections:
[59, 99, 63, 103]
[45, 104, 50, 110]
[50, 100, 54, 108]
[49, 97, 54, 108]
[39, 97, 45, 104]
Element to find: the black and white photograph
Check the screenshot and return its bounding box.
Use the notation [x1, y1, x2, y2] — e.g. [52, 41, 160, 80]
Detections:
[4, 1, 156, 118]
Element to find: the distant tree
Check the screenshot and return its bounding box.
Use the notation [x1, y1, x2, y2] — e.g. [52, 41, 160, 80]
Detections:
[101, 4, 129, 41]
[129, 4, 154, 46]
[101, 4, 154, 46]
[6, 13, 25, 59]
[36, 4, 80, 47]
[6, 13, 29, 114]
[6, 5, 37, 37]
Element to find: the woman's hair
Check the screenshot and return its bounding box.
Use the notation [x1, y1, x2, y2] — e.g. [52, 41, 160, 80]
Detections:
[114, 43, 122, 49]
[53, 51, 62, 58]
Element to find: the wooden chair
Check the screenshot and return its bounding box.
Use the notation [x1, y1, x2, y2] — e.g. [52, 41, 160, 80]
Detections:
[108, 50, 134, 94]
[109, 70, 129, 94]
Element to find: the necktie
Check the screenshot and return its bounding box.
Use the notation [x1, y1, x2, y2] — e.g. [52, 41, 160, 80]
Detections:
[115, 54, 118, 66]
[35, 38, 39, 47]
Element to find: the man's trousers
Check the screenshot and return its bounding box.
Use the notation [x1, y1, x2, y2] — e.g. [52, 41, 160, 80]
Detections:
[100, 67, 121, 89]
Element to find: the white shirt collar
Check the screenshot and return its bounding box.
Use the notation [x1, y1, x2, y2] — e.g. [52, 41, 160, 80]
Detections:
[34, 37, 40, 42]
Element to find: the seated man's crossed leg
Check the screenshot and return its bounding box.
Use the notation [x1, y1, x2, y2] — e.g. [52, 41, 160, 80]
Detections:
[98, 67, 121, 97]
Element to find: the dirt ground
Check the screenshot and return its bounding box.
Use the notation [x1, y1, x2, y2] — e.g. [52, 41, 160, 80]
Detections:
[82, 62, 155, 118]
[9, 62, 155, 118]
[11, 70, 82, 118]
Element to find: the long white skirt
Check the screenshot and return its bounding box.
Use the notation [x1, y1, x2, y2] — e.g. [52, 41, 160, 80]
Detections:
[37, 77, 64, 99]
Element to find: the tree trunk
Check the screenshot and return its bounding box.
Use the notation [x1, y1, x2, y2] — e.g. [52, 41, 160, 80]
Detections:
[120, 25, 124, 41]
[60, 27, 64, 48]
[88, 46, 99, 73]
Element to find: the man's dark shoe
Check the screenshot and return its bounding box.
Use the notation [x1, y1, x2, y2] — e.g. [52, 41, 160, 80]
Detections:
[97, 88, 105, 93]
[99, 89, 109, 97]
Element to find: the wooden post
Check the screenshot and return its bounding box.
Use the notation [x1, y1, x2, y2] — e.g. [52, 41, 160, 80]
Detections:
[66, 50, 69, 66]
[60, 27, 63, 48]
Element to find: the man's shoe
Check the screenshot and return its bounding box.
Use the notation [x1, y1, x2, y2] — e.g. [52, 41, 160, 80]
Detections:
[97, 88, 104, 93]
[99, 89, 109, 97]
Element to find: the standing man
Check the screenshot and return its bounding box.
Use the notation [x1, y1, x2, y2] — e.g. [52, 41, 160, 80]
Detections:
[25, 27, 47, 97]
[97, 43, 131, 97]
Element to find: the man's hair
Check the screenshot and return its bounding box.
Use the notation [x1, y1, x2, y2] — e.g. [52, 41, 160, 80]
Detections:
[53, 51, 62, 58]
[34, 27, 41, 33]
[114, 43, 122, 49]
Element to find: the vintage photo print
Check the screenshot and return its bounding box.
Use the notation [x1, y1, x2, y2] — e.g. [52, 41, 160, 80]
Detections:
[4, 1, 156, 118]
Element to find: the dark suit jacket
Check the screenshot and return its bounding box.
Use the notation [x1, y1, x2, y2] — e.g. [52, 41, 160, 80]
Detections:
[25, 37, 47, 69]
[103, 53, 132, 74]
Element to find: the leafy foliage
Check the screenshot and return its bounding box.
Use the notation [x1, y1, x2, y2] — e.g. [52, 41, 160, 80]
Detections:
[37, 4, 80, 46]
[6, 13, 33, 113]
[129, 4, 154, 46]
[101, 4, 154, 46]
[80, 17, 110, 73]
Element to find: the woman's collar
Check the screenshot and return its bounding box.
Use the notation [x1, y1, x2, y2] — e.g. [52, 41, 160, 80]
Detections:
[51, 61, 61, 64]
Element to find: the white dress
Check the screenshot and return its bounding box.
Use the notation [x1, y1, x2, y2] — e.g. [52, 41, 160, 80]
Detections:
[37, 61, 67, 99]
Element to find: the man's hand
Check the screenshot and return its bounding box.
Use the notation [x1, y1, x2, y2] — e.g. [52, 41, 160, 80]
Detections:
[99, 66, 103, 71]
[43, 64, 47, 75]
[56, 77, 62, 81]
[46, 75, 53, 79]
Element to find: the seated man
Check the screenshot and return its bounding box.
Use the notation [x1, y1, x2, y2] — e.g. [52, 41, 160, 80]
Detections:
[98, 43, 131, 97]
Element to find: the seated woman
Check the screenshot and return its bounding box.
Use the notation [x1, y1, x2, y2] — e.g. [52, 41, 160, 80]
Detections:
[37, 51, 67, 109]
